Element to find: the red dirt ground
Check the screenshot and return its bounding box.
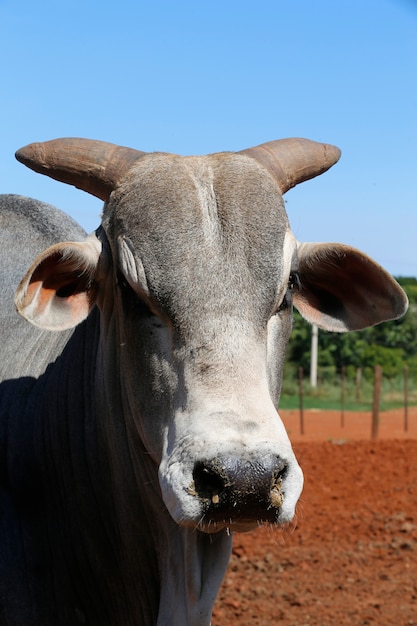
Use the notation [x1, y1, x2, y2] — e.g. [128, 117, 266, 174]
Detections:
[212, 408, 417, 625]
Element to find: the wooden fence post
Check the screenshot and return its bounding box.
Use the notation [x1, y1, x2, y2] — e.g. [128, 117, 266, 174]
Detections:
[356, 367, 362, 403]
[404, 365, 409, 433]
[341, 366, 345, 428]
[371, 365, 382, 440]
[298, 366, 304, 435]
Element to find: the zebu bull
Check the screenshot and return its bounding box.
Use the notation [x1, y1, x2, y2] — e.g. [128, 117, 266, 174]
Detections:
[0, 137, 407, 625]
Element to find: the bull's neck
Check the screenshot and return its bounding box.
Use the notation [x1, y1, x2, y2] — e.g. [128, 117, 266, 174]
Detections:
[157, 528, 232, 626]
[94, 306, 233, 625]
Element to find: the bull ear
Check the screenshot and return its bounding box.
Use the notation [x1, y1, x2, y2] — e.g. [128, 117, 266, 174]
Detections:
[15, 235, 102, 331]
[293, 242, 408, 332]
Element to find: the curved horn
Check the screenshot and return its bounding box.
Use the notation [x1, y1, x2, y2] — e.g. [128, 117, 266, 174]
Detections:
[15, 138, 147, 201]
[239, 138, 341, 194]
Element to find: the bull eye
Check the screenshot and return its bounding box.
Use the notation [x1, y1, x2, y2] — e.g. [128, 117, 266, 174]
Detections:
[288, 271, 300, 292]
[117, 273, 130, 291]
[277, 271, 300, 312]
[117, 272, 137, 296]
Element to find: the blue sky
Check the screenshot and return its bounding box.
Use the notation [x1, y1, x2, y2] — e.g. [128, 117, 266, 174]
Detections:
[1, 0, 416, 276]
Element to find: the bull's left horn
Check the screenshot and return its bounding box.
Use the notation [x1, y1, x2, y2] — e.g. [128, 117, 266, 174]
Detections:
[239, 138, 341, 194]
[16, 138, 147, 201]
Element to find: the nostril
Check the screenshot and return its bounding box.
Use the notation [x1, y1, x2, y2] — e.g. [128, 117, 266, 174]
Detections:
[192, 461, 227, 505]
[270, 466, 288, 508]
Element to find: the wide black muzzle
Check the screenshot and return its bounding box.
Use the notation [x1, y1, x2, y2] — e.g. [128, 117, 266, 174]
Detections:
[190, 454, 288, 528]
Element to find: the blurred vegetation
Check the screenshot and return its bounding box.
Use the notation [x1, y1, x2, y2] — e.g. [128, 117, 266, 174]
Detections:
[279, 277, 417, 410]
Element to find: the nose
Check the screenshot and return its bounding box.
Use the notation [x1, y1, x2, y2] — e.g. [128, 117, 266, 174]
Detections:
[191, 454, 288, 526]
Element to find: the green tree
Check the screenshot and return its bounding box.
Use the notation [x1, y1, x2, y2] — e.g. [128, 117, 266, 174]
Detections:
[287, 277, 417, 377]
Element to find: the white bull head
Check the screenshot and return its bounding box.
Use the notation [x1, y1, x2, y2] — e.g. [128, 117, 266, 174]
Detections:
[14, 137, 407, 536]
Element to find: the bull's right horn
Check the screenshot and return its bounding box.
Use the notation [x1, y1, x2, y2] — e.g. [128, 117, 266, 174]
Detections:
[16, 138, 147, 201]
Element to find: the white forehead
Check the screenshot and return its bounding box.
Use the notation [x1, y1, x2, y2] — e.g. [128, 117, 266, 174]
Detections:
[108, 152, 296, 332]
